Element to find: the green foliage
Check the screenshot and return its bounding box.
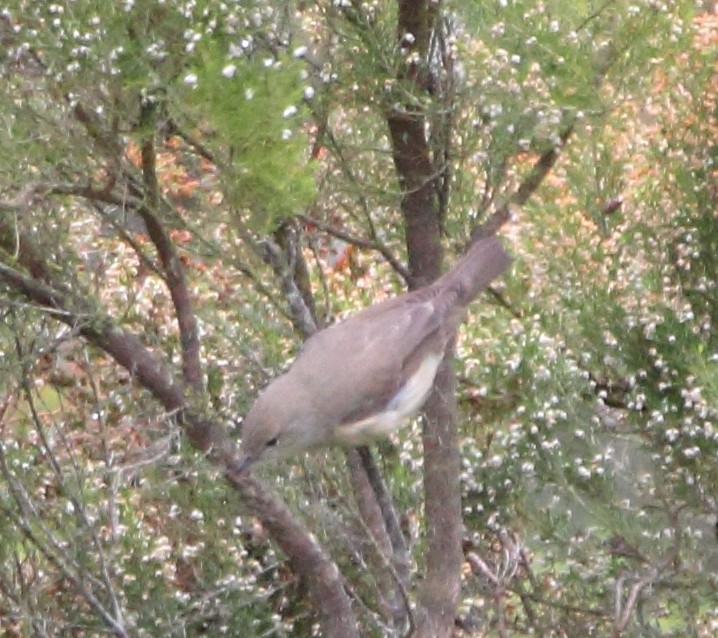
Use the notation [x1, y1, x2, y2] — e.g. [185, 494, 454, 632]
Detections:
[1, 0, 315, 229]
[181, 45, 316, 230]
[0, 414, 291, 636]
[456, 8, 717, 630]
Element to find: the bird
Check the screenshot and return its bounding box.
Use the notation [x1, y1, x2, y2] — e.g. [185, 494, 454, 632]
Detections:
[237, 235, 511, 471]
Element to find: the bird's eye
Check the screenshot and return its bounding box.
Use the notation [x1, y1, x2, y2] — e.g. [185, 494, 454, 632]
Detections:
[266, 436, 279, 447]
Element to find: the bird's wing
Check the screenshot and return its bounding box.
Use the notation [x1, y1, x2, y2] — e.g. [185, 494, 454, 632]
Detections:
[289, 288, 458, 428]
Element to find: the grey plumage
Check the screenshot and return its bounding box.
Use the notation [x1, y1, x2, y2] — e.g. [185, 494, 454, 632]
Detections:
[238, 235, 511, 470]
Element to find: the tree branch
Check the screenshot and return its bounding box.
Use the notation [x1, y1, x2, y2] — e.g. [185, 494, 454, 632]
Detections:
[0, 260, 187, 414]
[50, 177, 204, 391]
[138, 101, 203, 392]
[274, 220, 318, 330]
[9, 38, 204, 394]
[261, 237, 318, 339]
[166, 117, 218, 165]
[345, 449, 407, 628]
[319, 124, 411, 284]
[225, 469, 360, 638]
[356, 446, 410, 591]
[473, 123, 576, 240]
[300, 214, 411, 284]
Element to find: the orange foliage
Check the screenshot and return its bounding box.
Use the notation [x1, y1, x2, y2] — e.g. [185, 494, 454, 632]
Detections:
[124, 139, 143, 167]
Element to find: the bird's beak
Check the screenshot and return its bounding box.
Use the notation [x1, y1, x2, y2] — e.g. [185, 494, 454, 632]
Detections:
[230, 454, 256, 476]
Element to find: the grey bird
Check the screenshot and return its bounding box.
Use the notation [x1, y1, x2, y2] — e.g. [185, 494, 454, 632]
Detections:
[237, 235, 511, 471]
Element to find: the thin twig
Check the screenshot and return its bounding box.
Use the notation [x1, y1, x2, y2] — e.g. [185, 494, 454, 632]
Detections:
[261, 237, 318, 339]
[575, 0, 618, 33]
[320, 126, 410, 283]
[83, 347, 120, 545]
[304, 227, 333, 327]
[301, 214, 410, 283]
[166, 118, 218, 164]
[0, 446, 130, 638]
[487, 285, 521, 318]
[345, 449, 413, 634]
[473, 123, 576, 240]
[23, 376, 128, 628]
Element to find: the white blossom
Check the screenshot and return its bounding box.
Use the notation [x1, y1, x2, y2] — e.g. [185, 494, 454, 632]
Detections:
[221, 64, 237, 78]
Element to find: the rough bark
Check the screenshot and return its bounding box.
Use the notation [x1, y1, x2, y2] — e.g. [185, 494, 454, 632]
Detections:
[356, 446, 410, 592]
[414, 344, 462, 637]
[274, 220, 317, 328]
[226, 471, 359, 638]
[389, 0, 443, 289]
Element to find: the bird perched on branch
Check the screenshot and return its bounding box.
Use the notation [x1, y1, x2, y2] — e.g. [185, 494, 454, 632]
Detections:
[237, 235, 511, 471]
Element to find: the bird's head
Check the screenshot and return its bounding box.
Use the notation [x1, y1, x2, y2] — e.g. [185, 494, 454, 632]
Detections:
[236, 380, 322, 473]
[237, 414, 286, 471]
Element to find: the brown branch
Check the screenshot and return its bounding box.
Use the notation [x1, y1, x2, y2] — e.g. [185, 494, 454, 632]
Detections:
[49, 182, 290, 329]
[487, 285, 521, 318]
[305, 228, 333, 326]
[0, 260, 187, 411]
[226, 469, 361, 638]
[50, 176, 203, 393]
[138, 102, 203, 392]
[356, 447, 410, 591]
[575, 0, 618, 33]
[87, 201, 164, 279]
[274, 220, 317, 330]
[387, 108, 443, 289]
[165, 118, 218, 165]
[345, 449, 407, 628]
[59, 183, 305, 369]
[13, 39, 203, 393]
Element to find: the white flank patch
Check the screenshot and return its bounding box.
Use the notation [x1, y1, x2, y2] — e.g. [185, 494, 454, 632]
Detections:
[334, 352, 443, 445]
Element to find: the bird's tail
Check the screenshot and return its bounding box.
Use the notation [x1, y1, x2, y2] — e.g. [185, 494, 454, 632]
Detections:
[432, 235, 511, 306]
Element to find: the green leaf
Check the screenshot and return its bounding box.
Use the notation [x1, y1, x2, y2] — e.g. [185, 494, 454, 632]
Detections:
[181, 43, 316, 230]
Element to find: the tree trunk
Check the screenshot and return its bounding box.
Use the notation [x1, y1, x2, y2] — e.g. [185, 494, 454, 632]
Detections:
[386, 3, 463, 636]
